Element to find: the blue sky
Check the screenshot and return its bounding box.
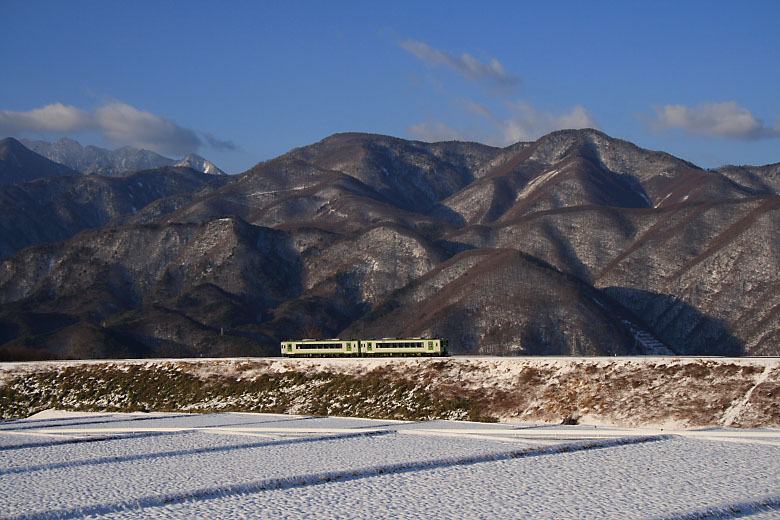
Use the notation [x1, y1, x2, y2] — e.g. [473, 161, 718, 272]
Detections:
[1, 1, 778, 173]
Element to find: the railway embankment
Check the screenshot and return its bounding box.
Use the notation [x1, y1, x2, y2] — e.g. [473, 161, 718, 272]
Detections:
[1, 357, 778, 428]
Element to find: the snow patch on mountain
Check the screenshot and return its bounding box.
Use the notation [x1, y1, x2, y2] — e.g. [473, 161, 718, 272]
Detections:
[174, 153, 226, 175]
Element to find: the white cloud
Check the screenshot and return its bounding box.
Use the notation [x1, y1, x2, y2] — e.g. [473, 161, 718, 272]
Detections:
[408, 122, 468, 143]
[0, 103, 93, 134]
[645, 101, 780, 140]
[500, 103, 598, 144]
[399, 39, 519, 88]
[0, 101, 235, 156]
[408, 101, 599, 146]
[94, 102, 201, 156]
[203, 132, 238, 151]
[399, 39, 596, 146]
[462, 99, 492, 119]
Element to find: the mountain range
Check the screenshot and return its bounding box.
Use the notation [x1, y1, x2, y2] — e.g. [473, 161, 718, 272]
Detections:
[0, 129, 778, 360]
[20, 137, 226, 176]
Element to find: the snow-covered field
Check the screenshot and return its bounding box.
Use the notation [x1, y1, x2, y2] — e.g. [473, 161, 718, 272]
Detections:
[2, 410, 780, 519]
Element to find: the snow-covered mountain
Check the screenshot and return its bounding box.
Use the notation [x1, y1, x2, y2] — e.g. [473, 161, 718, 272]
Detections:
[2, 129, 780, 360]
[19, 137, 226, 176]
[175, 153, 226, 175]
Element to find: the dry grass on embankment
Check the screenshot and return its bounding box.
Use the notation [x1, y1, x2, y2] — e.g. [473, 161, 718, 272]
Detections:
[1, 357, 778, 428]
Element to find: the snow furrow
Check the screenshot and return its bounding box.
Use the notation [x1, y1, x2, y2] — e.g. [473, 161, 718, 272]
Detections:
[4, 435, 668, 520]
[655, 495, 780, 520]
[0, 430, 189, 451]
[0, 414, 182, 431]
[0, 430, 392, 476]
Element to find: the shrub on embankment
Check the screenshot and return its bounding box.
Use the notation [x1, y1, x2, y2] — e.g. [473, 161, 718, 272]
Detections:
[0, 363, 495, 422]
[1, 358, 778, 428]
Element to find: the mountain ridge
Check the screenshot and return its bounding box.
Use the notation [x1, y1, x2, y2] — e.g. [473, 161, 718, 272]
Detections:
[1, 129, 778, 359]
[18, 137, 226, 176]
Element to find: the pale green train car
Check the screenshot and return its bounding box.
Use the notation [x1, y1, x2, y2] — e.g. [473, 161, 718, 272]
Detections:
[361, 338, 446, 356]
[280, 338, 447, 357]
[281, 339, 360, 357]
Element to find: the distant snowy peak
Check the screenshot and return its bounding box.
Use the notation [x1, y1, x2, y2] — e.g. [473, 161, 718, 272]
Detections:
[19, 138, 227, 176]
[21, 137, 174, 176]
[174, 153, 226, 175]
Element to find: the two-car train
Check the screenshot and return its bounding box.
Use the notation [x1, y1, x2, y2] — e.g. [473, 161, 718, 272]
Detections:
[281, 338, 447, 357]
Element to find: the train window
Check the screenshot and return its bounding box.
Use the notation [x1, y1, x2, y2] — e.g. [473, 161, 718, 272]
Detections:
[301, 343, 345, 349]
[372, 341, 438, 349]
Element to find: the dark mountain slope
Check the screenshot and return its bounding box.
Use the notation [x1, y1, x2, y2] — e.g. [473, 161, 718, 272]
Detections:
[575, 129, 753, 206]
[443, 196, 780, 355]
[596, 196, 780, 356]
[0, 137, 77, 185]
[236, 223, 449, 345]
[157, 157, 460, 238]
[0, 166, 228, 259]
[493, 154, 652, 221]
[716, 163, 780, 195]
[286, 132, 497, 211]
[344, 248, 671, 355]
[433, 129, 755, 226]
[0, 217, 301, 358]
